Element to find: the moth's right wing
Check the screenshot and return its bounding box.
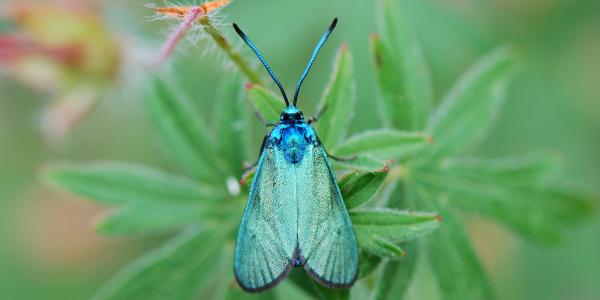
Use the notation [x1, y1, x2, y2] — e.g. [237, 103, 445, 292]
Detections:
[234, 146, 298, 292]
[296, 144, 359, 288]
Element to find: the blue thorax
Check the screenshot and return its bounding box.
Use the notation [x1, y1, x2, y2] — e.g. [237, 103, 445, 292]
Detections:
[268, 106, 318, 164]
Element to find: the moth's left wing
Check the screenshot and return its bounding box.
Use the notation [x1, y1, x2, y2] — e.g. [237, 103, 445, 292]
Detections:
[296, 144, 359, 288]
[234, 146, 298, 292]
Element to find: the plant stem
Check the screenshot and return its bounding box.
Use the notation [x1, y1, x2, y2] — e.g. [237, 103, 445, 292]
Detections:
[153, 7, 204, 67]
[199, 17, 263, 84]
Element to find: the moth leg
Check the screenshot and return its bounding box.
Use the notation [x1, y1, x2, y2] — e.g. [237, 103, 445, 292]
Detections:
[307, 105, 328, 124]
[239, 134, 268, 185]
[239, 134, 266, 174]
[327, 153, 357, 162]
[242, 161, 258, 173]
[253, 110, 278, 127]
[240, 162, 257, 185]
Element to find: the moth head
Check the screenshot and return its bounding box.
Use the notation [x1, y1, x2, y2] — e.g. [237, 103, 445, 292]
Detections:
[280, 106, 304, 122]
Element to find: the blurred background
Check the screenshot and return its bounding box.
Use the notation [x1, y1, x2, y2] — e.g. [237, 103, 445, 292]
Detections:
[0, 0, 598, 299]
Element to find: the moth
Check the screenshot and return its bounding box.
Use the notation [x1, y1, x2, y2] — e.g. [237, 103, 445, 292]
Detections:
[232, 18, 359, 292]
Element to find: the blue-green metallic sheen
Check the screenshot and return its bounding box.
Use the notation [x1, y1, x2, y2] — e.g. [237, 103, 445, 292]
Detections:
[232, 18, 355, 292]
[234, 108, 359, 292]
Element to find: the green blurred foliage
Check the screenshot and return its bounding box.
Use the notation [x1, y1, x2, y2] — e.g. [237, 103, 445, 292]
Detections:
[1, 0, 599, 299]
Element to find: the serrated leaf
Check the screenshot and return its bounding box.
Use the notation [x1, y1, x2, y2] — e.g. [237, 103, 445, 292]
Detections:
[419, 179, 594, 243]
[410, 183, 494, 300]
[340, 170, 388, 209]
[246, 84, 286, 123]
[372, 242, 419, 300]
[437, 153, 557, 186]
[92, 229, 225, 300]
[413, 156, 595, 243]
[332, 129, 430, 159]
[316, 45, 355, 148]
[351, 209, 440, 259]
[373, 236, 406, 258]
[44, 162, 225, 206]
[425, 46, 514, 159]
[373, 0, 432, 130]
[96, 204, 205, 236]
[147, 77, 224, 181]
[214, 72, 246, 175]
[332, 156, 388, 173]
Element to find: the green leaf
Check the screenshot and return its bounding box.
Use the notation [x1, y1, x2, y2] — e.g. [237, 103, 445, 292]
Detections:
[425, 46, 515, 159]
[96, 200, 232, 236]
[146, 77, 223, 181]
[372, 242, 419, 300]
[351, 209, 440, 259]
[314, 287, 349, 300]
[332, 156, 388, 173]
[246, 84, 286, 123]
[290, 269, 350, 300]
[537, 187, 596, 223]
[426, 182, 593, 243]
[316, 45, 355, 148]
[224, 288, 277, 300]
[413, 156, 595, 243]
[340, 169, 389, 209]
[214, 72, 246, 175]
[96, 204, 204, 236]
[332, 129, 431, 159]
[373, 0, 432, 130]
[310, 281, 350, 300]
[436, 153, 557, 186]
[288, 270, 350, 300]
[93, 229, 226, 300]
[358, 252, 382, 279]
[410, 183, 494, 300]
[44, 162, 225, 206]
[44, 163, 233, 236]
[288, 270, 320, 299]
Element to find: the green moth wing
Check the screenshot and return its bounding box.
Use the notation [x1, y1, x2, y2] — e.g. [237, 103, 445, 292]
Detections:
[234, 147, 298, 292]
[297, 145, 359, 287]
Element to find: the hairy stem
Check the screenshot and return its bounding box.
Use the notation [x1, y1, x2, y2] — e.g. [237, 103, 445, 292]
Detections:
[153, 7, 204, 67]
[199, 17, 263, 84]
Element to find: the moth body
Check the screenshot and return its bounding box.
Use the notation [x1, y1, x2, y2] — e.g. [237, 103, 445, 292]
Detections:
[232, 18, 358, 293]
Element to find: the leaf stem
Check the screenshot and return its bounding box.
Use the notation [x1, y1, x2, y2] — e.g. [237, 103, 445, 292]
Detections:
[199, 17, 263, 84]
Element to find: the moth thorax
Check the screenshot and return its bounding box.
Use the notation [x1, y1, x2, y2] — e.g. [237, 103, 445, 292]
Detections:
[281, 126, 308, 164]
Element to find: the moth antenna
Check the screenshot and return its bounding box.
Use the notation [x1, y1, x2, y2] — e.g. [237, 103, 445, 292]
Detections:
[293, 18, 338, 106]
[233, 23, 290, 106]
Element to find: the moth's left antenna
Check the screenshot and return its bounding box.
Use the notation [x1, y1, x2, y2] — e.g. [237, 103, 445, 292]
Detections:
[233, 23, 290, 107]
[293, 18, 338, 106]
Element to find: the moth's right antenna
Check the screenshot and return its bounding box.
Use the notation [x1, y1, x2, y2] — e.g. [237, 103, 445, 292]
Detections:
[293, 18, 338, 106]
